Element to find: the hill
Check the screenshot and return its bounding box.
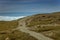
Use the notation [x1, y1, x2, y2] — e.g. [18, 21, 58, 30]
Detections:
[0, 18, 37, 40]
[23, 12, 60, 40]
[0, 12, 60, 40]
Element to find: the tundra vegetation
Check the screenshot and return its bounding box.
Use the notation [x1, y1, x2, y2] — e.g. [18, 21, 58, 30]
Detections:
[0, 12, 60, 40]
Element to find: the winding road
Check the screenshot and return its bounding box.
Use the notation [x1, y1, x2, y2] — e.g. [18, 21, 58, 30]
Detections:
[15, 19, 54, 40]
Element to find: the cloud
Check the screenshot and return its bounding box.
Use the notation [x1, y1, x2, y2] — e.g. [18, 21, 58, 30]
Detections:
[0, 0, 59, 13]
[0, 16, 25, 21]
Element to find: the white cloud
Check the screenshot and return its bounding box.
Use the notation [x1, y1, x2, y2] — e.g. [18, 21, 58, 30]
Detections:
[0, 16, 25, 21]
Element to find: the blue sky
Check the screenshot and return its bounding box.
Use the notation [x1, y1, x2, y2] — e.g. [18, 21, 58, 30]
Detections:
[0, 0, 60, 16]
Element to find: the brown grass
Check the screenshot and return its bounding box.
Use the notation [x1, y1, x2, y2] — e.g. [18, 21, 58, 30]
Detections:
[0, 21, 18, 31]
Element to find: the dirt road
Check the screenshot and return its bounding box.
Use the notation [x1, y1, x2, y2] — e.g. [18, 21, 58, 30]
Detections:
[15, 19, 54, 40]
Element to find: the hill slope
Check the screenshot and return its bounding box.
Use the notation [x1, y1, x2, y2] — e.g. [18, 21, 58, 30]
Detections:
[0, 12, 60, 40]
[22, 12, 60, 40]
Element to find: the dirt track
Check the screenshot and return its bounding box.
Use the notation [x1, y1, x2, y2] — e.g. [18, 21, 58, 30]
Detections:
[16, 19, 54, 40]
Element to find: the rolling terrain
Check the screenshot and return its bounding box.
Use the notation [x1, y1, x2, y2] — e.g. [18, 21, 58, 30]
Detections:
[0, 12, 60, 40]
[24, 12, 60, 40]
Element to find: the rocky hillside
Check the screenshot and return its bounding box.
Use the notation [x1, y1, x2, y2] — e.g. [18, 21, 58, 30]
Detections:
[23, 12, 60, 40]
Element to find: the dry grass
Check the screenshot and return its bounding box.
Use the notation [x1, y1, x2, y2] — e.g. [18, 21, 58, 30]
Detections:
[0, 20, 37, 40]
[25, 12, 60, 40]
[0, 21, 18, 31]
[0, 12, 60, 40]
[0, 30, 37, 40]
